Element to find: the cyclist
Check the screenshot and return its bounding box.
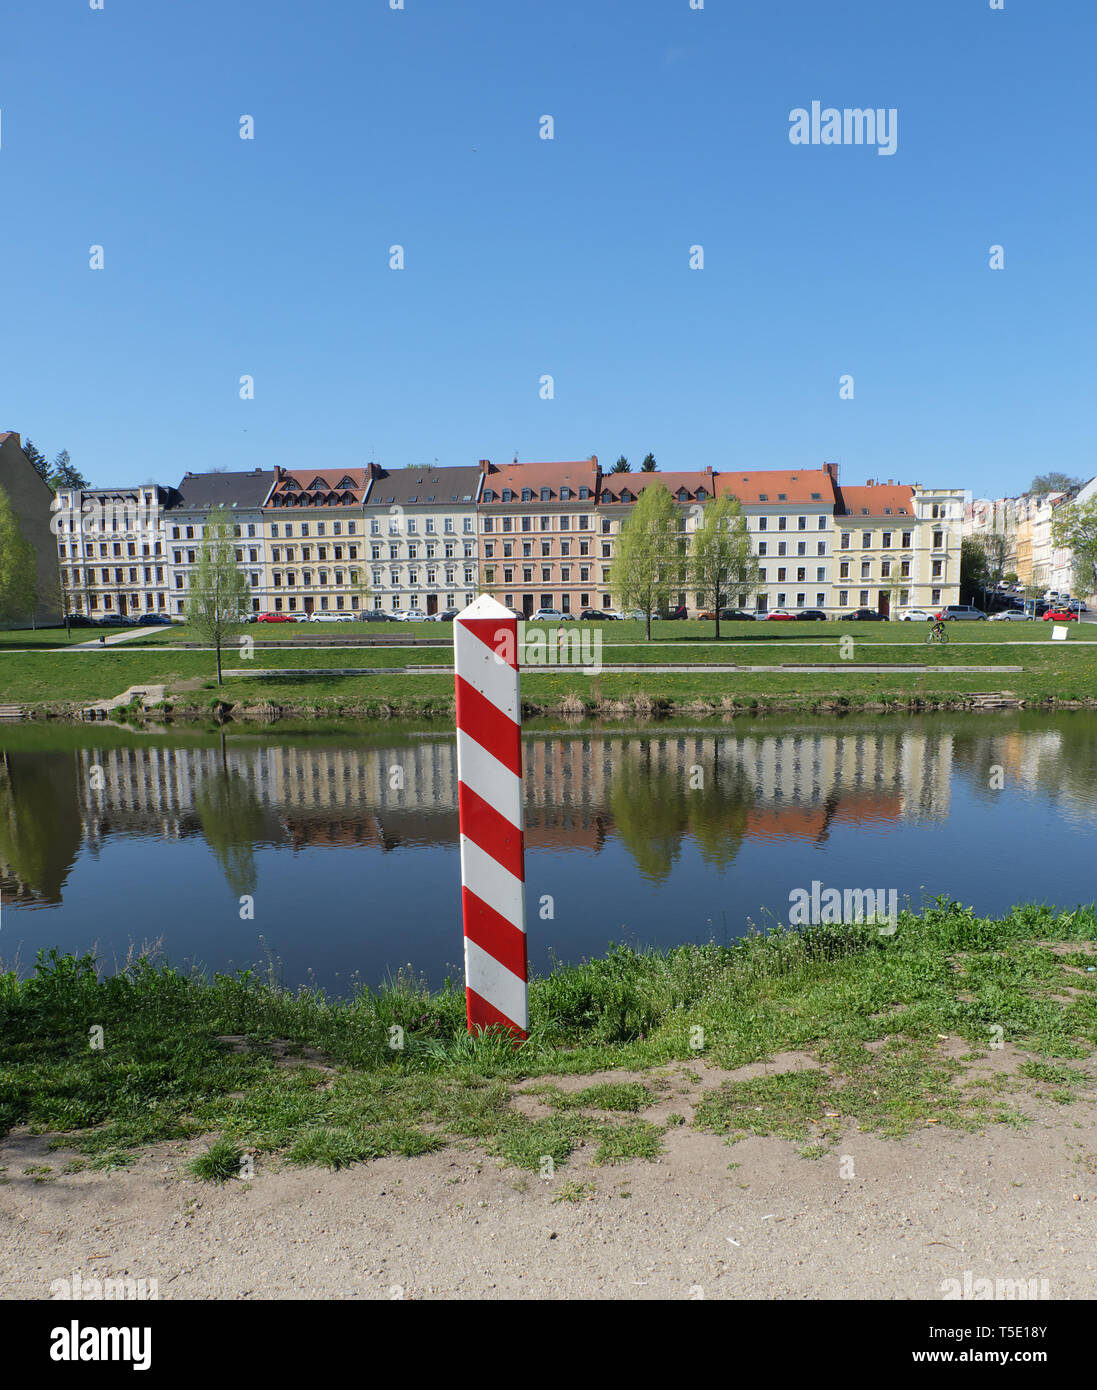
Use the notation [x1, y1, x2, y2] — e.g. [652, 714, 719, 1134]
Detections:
[927, 617, 948, 644]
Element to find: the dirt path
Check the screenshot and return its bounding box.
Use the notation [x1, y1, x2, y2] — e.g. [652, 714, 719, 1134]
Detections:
[3, 1066, 1095, 1300]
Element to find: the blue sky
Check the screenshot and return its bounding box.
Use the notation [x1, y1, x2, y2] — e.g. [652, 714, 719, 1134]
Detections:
[1, 0, 1093, 495]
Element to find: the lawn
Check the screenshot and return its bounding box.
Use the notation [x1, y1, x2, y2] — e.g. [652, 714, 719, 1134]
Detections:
[2, 901, 1094, 1178]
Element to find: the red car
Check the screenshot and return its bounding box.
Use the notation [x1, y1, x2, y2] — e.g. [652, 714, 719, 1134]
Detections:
[1043, 608, 1078, 622]
[765, 610, 796, 621]
[256, 611, 296, 623]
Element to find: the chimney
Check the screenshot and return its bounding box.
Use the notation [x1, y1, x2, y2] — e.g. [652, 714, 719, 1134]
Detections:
[274, 466, 284, 482]
[823, 461, 839, 483]
[887, 478, 893, 486]
[6, 432, 22, 449]
[479, 459, 492, 474]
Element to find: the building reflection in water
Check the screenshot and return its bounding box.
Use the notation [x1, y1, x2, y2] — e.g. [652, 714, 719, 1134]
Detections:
[0, 725, 968, 904]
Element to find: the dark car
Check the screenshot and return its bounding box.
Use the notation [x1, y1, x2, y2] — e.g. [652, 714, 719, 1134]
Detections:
[430, 609, 460, 622]
[579, 608, 613, 620]
[139, 613, 173, 626]
[717, 609, 756, 621]
[67, 615, 97, 628]
[94, 614, 126, 626]
[937, 605, 987, 622]
[839, 608, 889, 621]
[658, 606, 689, 620]
[358, 610, 393, 622]
[795, 609, 828, 621]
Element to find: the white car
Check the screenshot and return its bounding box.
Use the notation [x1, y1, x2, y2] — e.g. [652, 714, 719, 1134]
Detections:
[990, 609, 1033, 621]
[898, 609, 934, 622]
[530, 608, 565, 621]
[307, 611, 351, 623]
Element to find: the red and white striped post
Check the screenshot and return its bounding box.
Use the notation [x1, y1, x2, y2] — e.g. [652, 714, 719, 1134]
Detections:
[454, 595, 528, 1040]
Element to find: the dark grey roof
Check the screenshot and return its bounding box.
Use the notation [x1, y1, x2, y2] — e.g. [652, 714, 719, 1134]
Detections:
[365, 466, 482, 507]
[169, 470, 275, 511]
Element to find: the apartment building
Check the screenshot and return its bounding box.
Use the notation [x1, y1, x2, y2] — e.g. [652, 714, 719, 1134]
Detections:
[596, 467, 718, 610]
[166, 470, 276, 617]
[478, 458, 601, 616]
[832, 481, 962, 616]
[965, 487, 1085, 595]
[54, 481, 175, 620]
[716, 465, 840, 613]
[260, 467, 370, 617]
[362, 464, 482, 616]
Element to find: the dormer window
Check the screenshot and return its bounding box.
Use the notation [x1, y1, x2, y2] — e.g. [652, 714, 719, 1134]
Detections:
[578, 487, 589, 499]
[336, 476, 356, 490]
[696, 488, 707, 501]
[502, 489, 513, 502]
[620, 489, 632, 503]
[483, 489, 495, 502]
[540, 487, 551, 501]
[561, 487, 571, 500]
[758, 493, 768, 501]
[308, 477, 327, 490]
[677, 489, 689, 502]
[522, 489, 532, 501]
[601, 490, 611, 503]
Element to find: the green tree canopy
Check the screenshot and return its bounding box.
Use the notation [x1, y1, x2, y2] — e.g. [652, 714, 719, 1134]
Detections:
[186, 506, 252, 684]
[608, 483, 684, 639]
[640, 453, 657, 472]
[1030, 472, 1083, 495]
[611, 456, 631, 473]
[1052, 496, 1097, 598]
[690, 495, 758, 637]
[0, 486, 37, 626]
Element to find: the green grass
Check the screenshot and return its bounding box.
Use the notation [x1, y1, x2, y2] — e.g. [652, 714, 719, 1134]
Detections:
[2, 901, 1095, 1177]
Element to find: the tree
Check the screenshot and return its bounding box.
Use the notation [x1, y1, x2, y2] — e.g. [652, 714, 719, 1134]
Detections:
[980, 530, 1009, 594]
[690, 495, 758, 638]
[1052, 496, 1097, 599]
[640, 453, 657, 472]
[0, 487, 37, 627]
[1030, 472, 1083, 496]
[186, 506, 252, 684]
[608, 484, 684, 639]
[50, 450, 89, 490]
[21, 439, 51, 484]
[611, 456, 631, 473]
[960, 537, 989, 606]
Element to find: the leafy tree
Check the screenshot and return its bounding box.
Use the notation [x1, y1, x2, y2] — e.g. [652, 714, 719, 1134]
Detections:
[959, 537, 989, 606]
[980, 530, 1009, 592]
[0, 486, 37, 626]
[194, 766, 266, 898]
[1052, 496, 1097, 598]
[689, 495, 758, 638]
[640, 453, 657, 472]
[611, 456, 631, 473]
[1030, 472, 1083, 496]
[609, 483, 684, 639]
[186, 506, 252, 684]
[1003, 571, 1019, 586]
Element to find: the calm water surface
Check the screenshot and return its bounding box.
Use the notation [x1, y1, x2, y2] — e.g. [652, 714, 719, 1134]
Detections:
[2, 713, 1095, 994]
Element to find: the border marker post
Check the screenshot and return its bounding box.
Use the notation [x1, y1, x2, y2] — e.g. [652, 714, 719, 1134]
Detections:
[453, 596, 529, 1039]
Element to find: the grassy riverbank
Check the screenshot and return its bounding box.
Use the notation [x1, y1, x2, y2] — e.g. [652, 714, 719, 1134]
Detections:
[3, 902, 1095, 1180]
[3, 630, 1097, 718]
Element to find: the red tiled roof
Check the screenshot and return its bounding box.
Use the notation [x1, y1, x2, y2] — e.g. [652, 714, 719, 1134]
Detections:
[267, 467, 370, 505]
[715, 469, 838, 506]
[837, 485, 914, 518]
[480, 459, 598, 502]
[598, 470, 714, 503]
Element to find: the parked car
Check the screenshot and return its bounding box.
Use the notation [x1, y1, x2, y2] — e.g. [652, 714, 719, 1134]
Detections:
[1069, 600, 1088, 613]
[256, 611, 296, 623]
[718, 608, 757, 621]
[795, 609, 828, 622]
[530, 608, 565, 622]
[765, 610, 796, 622]
[898, 608, 935, 622]
[989, 609, 1033, 622]
[937, 605, 987, 622]
[308, 611, 351, 623]
[67, 615, 97, 628]
[138, 613, 173, 626]
[425, 609, 460, 622]
[656, 606, 689, 620]
[839, 608, 889, 622]
[94, 614, 126, 626]
[1043, 607, 1078, 622]
[579, 608, 613, 620]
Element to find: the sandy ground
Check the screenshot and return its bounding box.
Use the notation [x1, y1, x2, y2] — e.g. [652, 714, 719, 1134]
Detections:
[3, 1055, 1096, 1301]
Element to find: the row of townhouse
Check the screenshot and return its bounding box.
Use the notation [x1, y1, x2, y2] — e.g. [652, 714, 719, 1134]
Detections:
[49, 456, 963, 621]
[964, 478, 1097, 597]
[480, 460, 962, 618]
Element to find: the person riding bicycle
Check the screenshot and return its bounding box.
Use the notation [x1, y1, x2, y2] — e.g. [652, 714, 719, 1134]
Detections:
[928, 617, 947, 642]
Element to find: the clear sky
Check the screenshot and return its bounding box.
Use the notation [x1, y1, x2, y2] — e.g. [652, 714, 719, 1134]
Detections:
[1, 0, 1093, 495]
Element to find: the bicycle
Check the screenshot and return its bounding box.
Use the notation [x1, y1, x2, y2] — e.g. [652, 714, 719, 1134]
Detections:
[925, 621, 949, 645]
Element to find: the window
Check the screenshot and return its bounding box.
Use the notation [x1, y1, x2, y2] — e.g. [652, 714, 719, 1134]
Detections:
[816, 592, 825, 606]
[901, 530, 912, 548]
[932, 560, 943, 578]
[933, 530, 944, 548]
[839, 590, 849, 606]
[816, 567, 825, 582]
[840, 532, 851, 549]
[817, 541, 826, 556]
[862, 532, 871, 548]
[859, 590, 869, 606]
[758, 542, 767, 556]
[932, 588, 942, 604]
[798, 516, 806, 530]
[778, 517, 787, 531]
[758, 517, 767, 531]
